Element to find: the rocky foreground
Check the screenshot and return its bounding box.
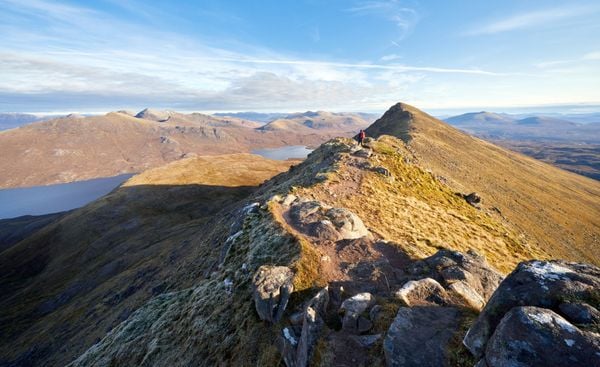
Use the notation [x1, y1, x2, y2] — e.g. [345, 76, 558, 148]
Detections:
[1, 103, 599, 366]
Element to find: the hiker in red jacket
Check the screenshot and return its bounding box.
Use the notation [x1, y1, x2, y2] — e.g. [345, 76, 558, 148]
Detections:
[358, 129, 366, 146]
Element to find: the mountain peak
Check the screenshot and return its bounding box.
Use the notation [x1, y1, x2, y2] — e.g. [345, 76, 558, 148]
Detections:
[135, 108, 171, 122]
[364, 102, 428, 142]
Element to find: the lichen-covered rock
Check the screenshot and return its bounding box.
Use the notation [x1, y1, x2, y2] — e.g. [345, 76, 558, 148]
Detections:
[464, 260, 600, 358]
[484, 306, 600, 367]
[410, 249, 503, 302]
[325, 208, 370, 240]
[394, 278, 450, 306]
[559, 302, 600, 325]
[384, 307, 463, 367]
[252, 266, 294, 323]
[340, 292, 376, 333]
[288, 199, 370, 241]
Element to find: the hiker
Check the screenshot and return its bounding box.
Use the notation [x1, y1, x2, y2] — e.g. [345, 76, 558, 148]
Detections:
[358, 129, 366, 146]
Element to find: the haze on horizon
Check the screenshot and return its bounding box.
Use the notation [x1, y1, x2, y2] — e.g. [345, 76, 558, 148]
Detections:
[1, 0, 600, 114]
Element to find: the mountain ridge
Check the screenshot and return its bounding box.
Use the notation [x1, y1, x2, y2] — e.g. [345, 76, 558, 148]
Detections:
[0, 102, 598, 366]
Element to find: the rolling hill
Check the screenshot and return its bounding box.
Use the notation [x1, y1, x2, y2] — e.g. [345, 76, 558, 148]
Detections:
[260, 111, 373, 133]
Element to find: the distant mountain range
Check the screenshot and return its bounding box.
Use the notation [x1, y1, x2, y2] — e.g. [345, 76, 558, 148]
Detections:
[0, 113, 44, 130]
[259, 111, 375, 133]
[444, 111, 600, 143]
[0, 109, 373, 188]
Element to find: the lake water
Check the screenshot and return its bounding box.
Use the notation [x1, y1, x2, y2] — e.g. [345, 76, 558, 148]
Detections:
[0, 174, 134, 219]
[252, 145, 313, 160]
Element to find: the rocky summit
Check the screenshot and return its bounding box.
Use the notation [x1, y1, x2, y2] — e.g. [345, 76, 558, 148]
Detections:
[1, 102, 599, 367]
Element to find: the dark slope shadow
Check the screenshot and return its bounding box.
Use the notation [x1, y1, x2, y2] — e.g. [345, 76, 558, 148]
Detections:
[0, 182, 259, 367]
[0, 212, 69, 254]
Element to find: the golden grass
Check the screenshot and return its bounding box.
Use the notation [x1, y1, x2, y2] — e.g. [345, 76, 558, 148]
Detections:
[295, 137, 547, 273]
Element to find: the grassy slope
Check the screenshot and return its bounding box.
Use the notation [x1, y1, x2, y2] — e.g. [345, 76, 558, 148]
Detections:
[0, 155, 295, 367]
[367, 103, 600, 267]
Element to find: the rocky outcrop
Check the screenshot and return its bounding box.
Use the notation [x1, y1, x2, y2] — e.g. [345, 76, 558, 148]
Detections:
[410, 249, 503, 309]
[484, 306, 600, 366]
[288, 199, 371, 241]
[384, 307, 464, 367]
[280, 287, 329, 367]
[464, 260, 600, 364]
[252, 266, 294, 323]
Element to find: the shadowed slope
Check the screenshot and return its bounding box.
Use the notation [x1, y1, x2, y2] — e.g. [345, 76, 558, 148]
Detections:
[0, 154, 296, 367]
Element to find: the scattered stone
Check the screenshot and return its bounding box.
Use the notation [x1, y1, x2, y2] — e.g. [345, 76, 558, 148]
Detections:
[484, 306, 600, 367]
[252, 266, 294, 323]
[394, 278, 450, 306]
[282, 194, 298, 207]
[372, 166, 392, 177]
[369, 304, 382, 322]
[384, 307, 463, 367]
[340, 292, 376, 333]
[464, 260, 600, 359]
[350, 334, 381, 348]
[559, 302, 600, 325]
[447, 281, 486, 311]
[464, 192, 481, 206]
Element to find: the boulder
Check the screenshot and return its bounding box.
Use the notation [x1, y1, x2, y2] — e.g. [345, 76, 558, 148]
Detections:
[373, 166, 392, 177]
[325, 208, 370, 240]
[384, 307, 463, 367]
[464, 192, 481, 206]
[340, 292, 376, 333]
[288, 199, 370, 241]
[559, 302, 600, 325]
[484, 306, 600, 367]
[252, 266, 294, 323]
[447, 281, 486, 311]
[311, 220, 341, 241]
[464, 260, 600, 358]
[394, 278, 450, 306]
[410, 249, 503, 302]
[353, 148, 373, 158]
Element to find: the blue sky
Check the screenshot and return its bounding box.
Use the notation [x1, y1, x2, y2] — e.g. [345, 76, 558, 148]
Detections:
[1, 0, 599, 114]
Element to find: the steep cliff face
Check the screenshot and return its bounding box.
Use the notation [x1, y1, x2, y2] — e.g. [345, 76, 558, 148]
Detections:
[2, 103, 599, 367]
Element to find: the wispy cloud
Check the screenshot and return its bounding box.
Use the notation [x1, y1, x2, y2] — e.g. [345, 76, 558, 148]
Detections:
[583, 51, 600, 60]
[345, 1, 419, 42]
[381, 54, 402, 61]
[465, 5, 597, 36]
[535, 50, 600, 71]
